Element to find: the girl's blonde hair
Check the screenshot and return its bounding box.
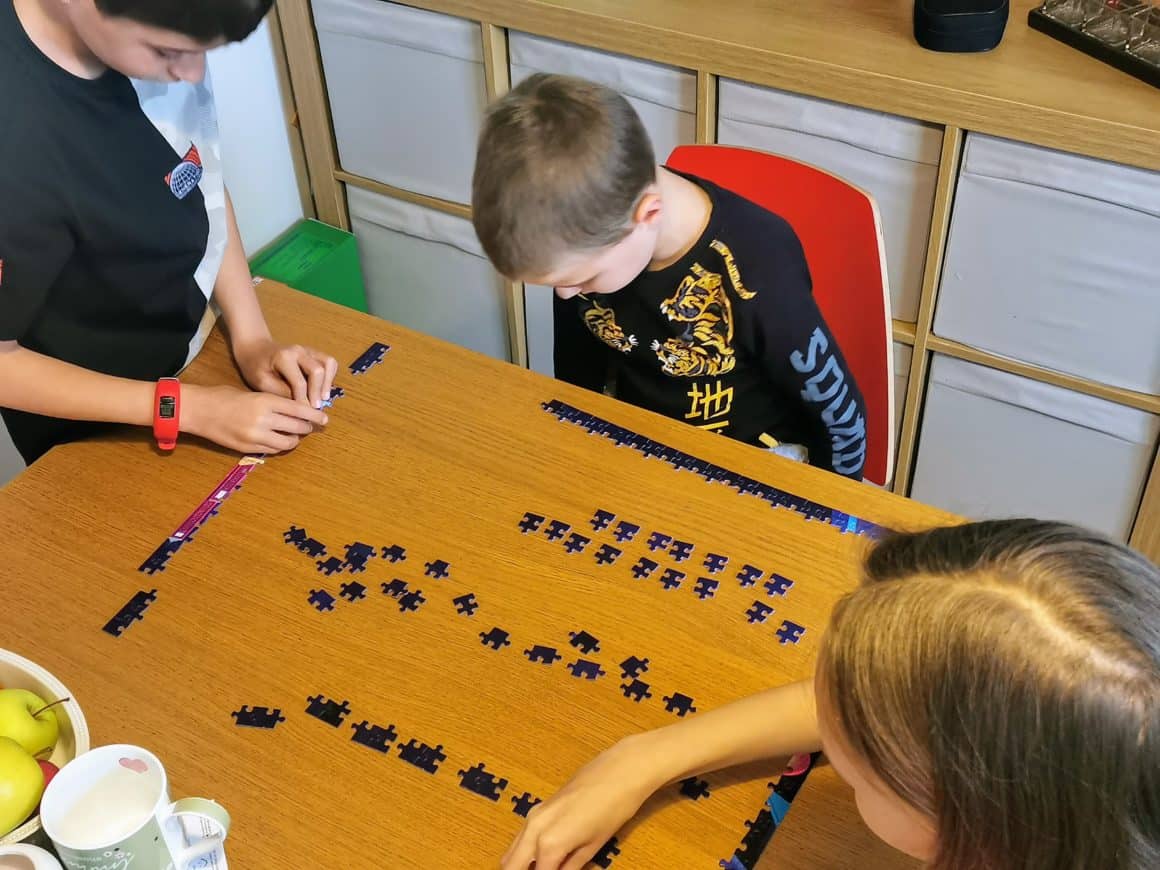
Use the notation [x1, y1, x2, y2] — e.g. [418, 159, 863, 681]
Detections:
[817, 519, 1159, 869]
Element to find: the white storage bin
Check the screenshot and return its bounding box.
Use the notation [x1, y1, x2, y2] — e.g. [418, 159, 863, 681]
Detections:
[934, 134, 1160, 395]
[525, 283, 554, 377]
[509, 33, 696, 166]
[910, 356, 1158, 541]
[348, 187, 510, 361]
[717, 81, 942, 322]
[313, 0, 486, 204]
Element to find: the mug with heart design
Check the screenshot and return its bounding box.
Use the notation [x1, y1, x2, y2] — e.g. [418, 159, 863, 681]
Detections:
[39, 746, 228, 870]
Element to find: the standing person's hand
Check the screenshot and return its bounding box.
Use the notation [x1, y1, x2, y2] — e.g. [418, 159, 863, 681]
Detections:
[182, 384, 329, 455]
[232, 337, 338, 410]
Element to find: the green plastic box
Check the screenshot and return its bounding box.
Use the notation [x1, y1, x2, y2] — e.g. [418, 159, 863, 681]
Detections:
[250, 219, 368, 313]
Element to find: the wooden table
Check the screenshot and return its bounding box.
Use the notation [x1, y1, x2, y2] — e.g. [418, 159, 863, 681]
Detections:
[1, 283, 951, 868]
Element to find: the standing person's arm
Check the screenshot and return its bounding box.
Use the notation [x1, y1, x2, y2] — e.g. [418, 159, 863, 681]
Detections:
[213, 191, 339, 410]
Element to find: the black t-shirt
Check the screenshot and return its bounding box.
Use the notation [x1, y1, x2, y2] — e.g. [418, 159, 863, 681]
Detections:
[554, 172, 868, 479]
[0, 0, 227, 464]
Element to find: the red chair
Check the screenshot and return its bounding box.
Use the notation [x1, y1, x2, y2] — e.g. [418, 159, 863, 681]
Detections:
[667, 144, 895, 486]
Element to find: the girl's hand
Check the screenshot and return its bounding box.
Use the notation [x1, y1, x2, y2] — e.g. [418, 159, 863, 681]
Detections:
[232, 337, 338, 410]
[182, 384, 328, 455]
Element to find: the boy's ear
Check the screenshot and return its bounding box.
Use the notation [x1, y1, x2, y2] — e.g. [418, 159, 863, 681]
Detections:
[632, 190, 663, 227]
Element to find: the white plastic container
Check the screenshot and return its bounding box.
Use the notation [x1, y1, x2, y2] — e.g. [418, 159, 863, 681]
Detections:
[910, 356, 1158, 541]
[934, 133, 1160, 394]
[313, 0, 487, 204]
[718, 80, 942, 322]
[509, 33, 697, 167]
[348, 187, 510, 361]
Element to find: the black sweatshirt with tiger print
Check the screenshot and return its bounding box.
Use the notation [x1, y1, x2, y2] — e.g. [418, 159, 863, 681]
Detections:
[552, 172, 867, 480]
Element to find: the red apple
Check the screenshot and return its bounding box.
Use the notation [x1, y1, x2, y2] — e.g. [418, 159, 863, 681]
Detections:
[37, 759, 59, 791]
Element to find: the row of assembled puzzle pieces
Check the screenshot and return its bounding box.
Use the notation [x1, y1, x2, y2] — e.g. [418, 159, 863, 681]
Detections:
[541, 399, 881, 539]
[230, 694, 627, 866]
[520, 508, 808, 646]
[282, 523, 706, 719]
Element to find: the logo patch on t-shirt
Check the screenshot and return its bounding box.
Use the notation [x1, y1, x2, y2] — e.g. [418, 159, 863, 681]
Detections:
[165, 143, 203, 200]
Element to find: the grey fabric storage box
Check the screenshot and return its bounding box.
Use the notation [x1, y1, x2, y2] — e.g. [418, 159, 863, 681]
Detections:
[934, 134, 1160, 394]
[313, 0, 486, 204]
[910, 356, 1158, 541]
[348, 187, 510, 361]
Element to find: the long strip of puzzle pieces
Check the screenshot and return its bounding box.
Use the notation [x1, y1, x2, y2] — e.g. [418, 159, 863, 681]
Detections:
[542, 400, 882, 537]
[140, 341, 392, 575]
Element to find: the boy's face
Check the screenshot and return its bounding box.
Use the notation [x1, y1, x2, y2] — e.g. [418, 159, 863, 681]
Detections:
[66, 0, 225, 83]
[529, 192, 662, 299]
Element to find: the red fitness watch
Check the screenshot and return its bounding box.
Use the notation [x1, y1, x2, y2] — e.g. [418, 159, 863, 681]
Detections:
[153, 377, 181, 451]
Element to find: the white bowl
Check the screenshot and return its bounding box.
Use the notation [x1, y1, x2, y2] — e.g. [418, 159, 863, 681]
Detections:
[0, 649, 90, 845]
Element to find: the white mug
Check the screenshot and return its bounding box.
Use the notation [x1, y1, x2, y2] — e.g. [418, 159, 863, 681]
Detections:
[39, 745, 229, 870]
[0, 844, 64, 870]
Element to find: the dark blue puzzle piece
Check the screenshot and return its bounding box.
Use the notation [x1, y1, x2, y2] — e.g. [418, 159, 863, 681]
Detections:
[398, 589, 426, 613]
[563, 532, 591, 554]
[139, 540, 183, 574]
[631, 557, 659, 579]
[299, 538, 327, 558]
[589, 509, 616, 532]
[519, 512, 546, 534]
[592, 837, 621, 868]
[382, 579, 409, 598]
[545, 520, 571, 542]
[339, 581, 367, 602]
[524, 645, 562, 665]
[734, 808, 776, 866]
[458, 763, 508, 802]
[316, 556, 344, 576]
[568, 630, 601, 654]
[662, 693, 697, 717]
[620, 656, 650, 679]
[694, 577, 720, 600]
[480, 627, 511, 650]
[567, 659, 606, 680]
[594, 543, 622, 565]
[424, 560, 450, 580]
[746, 601, 774, 624]
[704, 553, 729, 574]
[282, 525, 308, 546]
[776, 620, 806, 645]
[453, 593, 479, 616]
[351, 720, 398, 753]
[669, 540, 694, 562]
[305, 695, 351, 727]
[103, 589, 158, 636]
[647, 531, 673, 552]
[612, 521, 641, 543]
[230, 706, 285, 729]
[659, 567, 686, 590]
[381, 544, 407, 563]
[764, 574, 795, 597]
[397, 739, 447, 774]
[342, 541, 377, 573]
[737, 564, 763, 587]
[349, 341, 391, 375]
[679, 777, 711, 801]
[321, 385, 345, 408]
[512, 792, 542, 818]
[308, 589, 336, 612]
[621, 679, 652, 702]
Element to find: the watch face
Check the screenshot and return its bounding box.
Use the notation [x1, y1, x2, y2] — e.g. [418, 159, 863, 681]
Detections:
[159, 396, 177, 419]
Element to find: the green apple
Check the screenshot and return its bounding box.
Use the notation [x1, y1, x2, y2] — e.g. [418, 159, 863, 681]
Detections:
[0, 689, 63, 758]
[0, 737, 45, 837]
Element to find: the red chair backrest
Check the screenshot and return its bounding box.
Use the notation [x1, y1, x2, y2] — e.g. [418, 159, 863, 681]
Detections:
[667, 145, 895, 485]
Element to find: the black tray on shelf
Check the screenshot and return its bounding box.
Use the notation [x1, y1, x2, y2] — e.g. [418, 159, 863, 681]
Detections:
[1029, 7, 1160, 88]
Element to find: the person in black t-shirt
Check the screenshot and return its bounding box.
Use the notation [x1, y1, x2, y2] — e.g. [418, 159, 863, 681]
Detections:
[472, 74, 868, 480]
[0, 0, 337, 465]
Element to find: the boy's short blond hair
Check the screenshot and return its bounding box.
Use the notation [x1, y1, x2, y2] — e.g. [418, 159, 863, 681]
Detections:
[472, 73, 656, 279]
